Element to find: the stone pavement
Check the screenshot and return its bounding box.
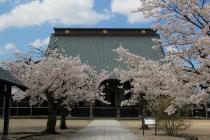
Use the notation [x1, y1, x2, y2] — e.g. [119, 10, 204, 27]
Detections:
[70, 120, 139, 140]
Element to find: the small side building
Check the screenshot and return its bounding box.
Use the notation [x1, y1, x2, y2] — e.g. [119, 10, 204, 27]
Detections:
[0, 67, 27, 135]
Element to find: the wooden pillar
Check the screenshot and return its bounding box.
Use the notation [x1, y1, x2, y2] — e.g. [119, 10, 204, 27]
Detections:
[3, 85, 11, 135]
[30, 106, 33, 116]
[138, 105, 142, 117]
[205, 104, 208, 118]
[116, 108, 120, 117]
[142, 116, 145, 136]
[89, 100, 93, 117]
[16, 102, 19, 116]
[2, 96, 5, 117]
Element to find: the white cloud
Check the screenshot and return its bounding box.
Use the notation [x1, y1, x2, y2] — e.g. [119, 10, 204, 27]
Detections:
[29, 37, 50, 48]
[14, 49, 21, 54]
[0, 0, 6, 3]
[165, 45, 178, 53]
[0, 43, 21, 56]
[111, 0, 151, 24]
[0, 0, 110, 31]
[13, 0, 21, 5]
[4, 43, 16, 50]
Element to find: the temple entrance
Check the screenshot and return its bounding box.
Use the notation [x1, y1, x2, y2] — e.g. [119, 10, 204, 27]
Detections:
[92, 79, 138, 117]
[70, 79, 139, 117]
[94, 79, 123, 117]
[95, 79, 124, 107]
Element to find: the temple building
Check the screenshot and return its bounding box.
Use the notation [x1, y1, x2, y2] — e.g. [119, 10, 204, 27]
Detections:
[47, 28, 164, 117]
[1, 28, 208, 117]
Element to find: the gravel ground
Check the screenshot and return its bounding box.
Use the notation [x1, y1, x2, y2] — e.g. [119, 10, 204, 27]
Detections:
[1, 119, 210, 140]
[0, 119, 91, 140]
[119, 120, 210, 140]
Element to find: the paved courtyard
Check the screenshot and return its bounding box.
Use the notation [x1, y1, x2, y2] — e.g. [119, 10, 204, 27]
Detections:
[70, 120, 139, 140]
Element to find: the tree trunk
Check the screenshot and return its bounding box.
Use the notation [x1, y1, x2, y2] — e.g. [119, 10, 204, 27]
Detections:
[44, 105, 57, 134]
[44, 94, 57, 134]
[60, 106, 67, 129]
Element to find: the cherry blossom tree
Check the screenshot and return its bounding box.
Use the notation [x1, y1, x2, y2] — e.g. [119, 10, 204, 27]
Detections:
[4, 50, 108, 134]
[113, 47, 208, 133]
[136, 0, 210, 116]
[138, 0, 209, 47]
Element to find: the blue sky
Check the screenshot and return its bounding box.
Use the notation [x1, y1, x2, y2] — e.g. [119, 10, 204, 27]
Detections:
[0, 0, 153, 60]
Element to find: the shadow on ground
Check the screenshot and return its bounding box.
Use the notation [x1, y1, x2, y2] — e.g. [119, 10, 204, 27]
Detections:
[0, 130, 77, 140]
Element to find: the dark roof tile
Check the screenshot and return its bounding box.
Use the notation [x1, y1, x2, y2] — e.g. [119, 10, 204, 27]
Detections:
[0, 67, 27, 91]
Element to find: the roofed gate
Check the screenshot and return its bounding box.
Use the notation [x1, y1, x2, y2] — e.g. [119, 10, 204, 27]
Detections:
[48, 28, 164, 117]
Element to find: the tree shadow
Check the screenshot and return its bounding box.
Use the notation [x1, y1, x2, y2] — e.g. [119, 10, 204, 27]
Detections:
[0, 129, 78, 140]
